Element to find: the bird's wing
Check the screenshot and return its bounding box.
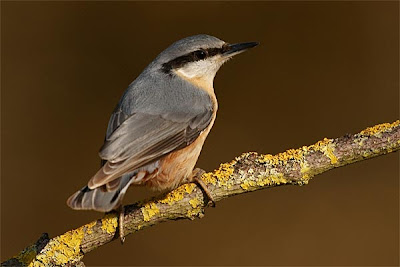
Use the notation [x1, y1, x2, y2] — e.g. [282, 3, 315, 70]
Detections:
[88, 108, 213, 189]
[105, 109, 129, 141]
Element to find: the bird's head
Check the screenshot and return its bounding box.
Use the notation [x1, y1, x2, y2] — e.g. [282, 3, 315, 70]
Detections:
[154, 34, 258, 90]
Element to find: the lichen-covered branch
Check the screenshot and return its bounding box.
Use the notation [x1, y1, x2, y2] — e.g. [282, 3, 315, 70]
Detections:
[3, 120, 399, 267]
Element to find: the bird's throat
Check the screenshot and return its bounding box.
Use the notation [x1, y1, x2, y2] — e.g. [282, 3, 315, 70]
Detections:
[174, 69, 215, 96]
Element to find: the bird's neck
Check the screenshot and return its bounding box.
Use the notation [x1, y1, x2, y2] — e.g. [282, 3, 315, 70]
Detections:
[174, 69, 215, 96]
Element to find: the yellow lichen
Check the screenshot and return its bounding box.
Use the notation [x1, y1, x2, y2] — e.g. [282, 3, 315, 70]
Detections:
[256, 137, 341, 186]
[101, 213, 118, 234]
[241, 170, 288, 189]
[256, 121, 399, 181]
[30, 227, 85, 266]
[256, 173, 271, 187]
[215, 162, 235, 185]
[86, 220, 97, 235]
[187, 197, 203, 218]
[306, 138, 338, 164]
[270, 174, 288, 185]
[141, 202, 160, 222]
[279, 149, 303, 162]
[31, 261, 44, 267]
[258, 148, 304, 166]
[257, 153, 277, 164]
[240, 180, 250, 190]
[300, 160, 311, 180]
[360, 120, 400, 137]
[300, 179, 309, 185]
[187, 206, 203, 218]
[202, 161, 235, 187]
[189, 197, 201, 209]
[240, 180, 257, 190]
[308, 138, 330, 151]
[202, 172, 217, 185]
[159, 183, 196, 205]
[320, 141, 338, 164]
[184, 183, 196, 194]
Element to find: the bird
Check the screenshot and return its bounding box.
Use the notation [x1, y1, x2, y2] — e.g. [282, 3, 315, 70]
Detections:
[67, 34, 258, 242]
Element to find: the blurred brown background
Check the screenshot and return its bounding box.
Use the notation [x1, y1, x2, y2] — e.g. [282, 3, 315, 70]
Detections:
[1, 1, 399, 266]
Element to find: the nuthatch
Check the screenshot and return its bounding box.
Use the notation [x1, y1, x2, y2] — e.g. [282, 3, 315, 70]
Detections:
[67, 34, 258, 241]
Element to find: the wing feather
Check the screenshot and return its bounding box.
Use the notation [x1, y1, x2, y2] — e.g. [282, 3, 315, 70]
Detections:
[88, 109, 213, 189]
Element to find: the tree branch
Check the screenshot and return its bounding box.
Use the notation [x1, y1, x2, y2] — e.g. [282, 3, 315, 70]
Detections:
[2, 120, 399, 267]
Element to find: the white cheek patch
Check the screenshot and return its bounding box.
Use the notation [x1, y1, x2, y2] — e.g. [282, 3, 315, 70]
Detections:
[175, 56, 225, 87]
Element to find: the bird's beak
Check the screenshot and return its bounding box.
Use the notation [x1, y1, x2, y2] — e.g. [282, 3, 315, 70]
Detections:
[222, 42, 259, 57]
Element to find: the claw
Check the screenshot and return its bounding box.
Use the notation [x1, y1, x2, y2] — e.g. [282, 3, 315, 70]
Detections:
[191, 168, 216, 207]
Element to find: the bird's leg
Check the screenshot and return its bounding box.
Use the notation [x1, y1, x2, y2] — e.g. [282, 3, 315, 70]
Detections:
[116, 205, 126, 244]
[191, 168, 216, 207]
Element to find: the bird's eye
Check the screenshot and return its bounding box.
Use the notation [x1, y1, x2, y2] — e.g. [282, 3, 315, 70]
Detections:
[194, 50, 207, 60]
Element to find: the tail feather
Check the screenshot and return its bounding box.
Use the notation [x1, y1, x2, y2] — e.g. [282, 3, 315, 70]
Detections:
[67, 173, 134, 212]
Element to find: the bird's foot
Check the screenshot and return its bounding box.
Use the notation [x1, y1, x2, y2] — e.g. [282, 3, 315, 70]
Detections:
[191, 168, 216, 207]
[117, 206, 126, 244]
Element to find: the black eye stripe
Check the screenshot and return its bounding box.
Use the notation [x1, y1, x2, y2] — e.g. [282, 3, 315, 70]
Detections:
[161, 44, 230, 73]
[194, 50, 207, 60]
